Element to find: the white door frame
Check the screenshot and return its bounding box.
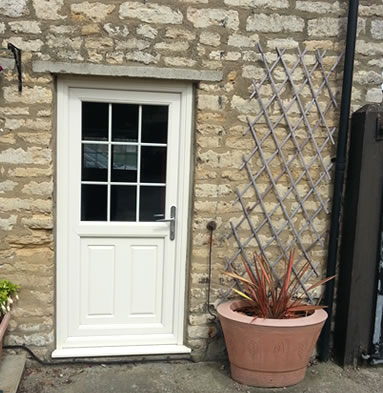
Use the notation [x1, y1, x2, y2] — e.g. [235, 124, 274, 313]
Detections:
[54, 77, 193, 358]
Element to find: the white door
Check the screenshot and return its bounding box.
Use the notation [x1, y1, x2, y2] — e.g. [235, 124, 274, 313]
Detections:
[55, 78, 193, 358]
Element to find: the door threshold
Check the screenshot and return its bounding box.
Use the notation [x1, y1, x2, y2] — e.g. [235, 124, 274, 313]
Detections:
[52, 345, 192, 358]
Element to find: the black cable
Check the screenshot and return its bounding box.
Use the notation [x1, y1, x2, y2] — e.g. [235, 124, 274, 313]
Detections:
[207, 221, 217, 321]
[3, 344, 193, 366]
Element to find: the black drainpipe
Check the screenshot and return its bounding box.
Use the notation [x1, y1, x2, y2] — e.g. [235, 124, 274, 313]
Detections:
[319, 0, 360, 362]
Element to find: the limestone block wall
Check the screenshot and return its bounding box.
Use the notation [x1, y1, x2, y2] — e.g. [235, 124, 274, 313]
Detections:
[0, 0, 382, 359]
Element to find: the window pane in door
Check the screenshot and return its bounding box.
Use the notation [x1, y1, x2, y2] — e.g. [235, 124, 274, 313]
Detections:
[81, 185, 107, 221]
[140, 187, 165, 222]
[112, 104, 139, 142]
[140, 147, 167, 183]
[82, 102, 108, 141]
[111, 145, 137, 182]
[111, 186, 136, 221]
[82, 144, 108, 181]
[142, 105, 168, 144]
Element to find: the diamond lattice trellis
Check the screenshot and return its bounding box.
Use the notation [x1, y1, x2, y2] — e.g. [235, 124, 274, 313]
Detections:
[222, 45, 344, 303]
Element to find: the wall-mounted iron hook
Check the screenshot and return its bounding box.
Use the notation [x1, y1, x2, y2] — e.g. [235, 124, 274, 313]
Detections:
[7, 43, 22, 92]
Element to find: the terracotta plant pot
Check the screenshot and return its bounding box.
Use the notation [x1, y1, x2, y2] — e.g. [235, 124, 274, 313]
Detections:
[217, 300, 328, 388]
[0, 313, 10, 361]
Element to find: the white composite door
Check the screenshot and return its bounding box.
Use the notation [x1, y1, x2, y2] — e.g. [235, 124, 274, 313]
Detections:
[55, 78, 193, 358]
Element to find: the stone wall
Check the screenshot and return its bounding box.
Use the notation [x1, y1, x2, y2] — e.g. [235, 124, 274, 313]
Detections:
[0, 0, 382, 359]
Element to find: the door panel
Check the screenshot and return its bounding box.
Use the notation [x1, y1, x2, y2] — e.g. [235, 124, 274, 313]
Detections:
[56, 79, 192, 356]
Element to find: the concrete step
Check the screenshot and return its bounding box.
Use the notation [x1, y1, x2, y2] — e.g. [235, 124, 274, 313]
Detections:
[0, 353, 26, 393]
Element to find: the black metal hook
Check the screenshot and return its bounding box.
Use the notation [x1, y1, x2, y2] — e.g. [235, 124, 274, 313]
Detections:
[7, 43, 22, 92]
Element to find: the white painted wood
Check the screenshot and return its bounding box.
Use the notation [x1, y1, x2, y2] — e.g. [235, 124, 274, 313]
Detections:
[52, 345, 191, 358]
[57, 78, 193, 356]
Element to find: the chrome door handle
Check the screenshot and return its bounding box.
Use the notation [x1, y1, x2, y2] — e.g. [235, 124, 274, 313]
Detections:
[156, 206, 176, 240]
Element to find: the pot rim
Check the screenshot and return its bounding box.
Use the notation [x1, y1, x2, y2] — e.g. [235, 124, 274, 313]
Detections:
[217, 300, 328, 327]
[0, 312, 11, 338]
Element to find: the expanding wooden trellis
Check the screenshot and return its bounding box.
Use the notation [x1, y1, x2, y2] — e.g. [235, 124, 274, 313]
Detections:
[222, 44, 344, 303]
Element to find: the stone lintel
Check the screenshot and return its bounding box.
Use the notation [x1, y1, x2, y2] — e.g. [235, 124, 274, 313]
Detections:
[32, 61, 223, 82]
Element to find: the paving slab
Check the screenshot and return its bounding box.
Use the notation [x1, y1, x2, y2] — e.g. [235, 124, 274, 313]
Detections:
[0, 353, 26, 393]
[18, 359, 383, 393]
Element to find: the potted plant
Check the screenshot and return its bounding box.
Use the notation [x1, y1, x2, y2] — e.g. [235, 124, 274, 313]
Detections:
[0, 279, 19, 361]
[217, 251, 334, 388]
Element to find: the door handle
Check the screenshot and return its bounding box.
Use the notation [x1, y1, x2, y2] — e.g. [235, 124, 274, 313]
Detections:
[156, 206, 176, 240]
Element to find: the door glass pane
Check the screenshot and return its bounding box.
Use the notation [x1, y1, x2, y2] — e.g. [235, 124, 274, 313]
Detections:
[82, 102, 108, 141]
[140, 187, 165, 222]
[82, 144, 108, 181]
[112, 104, 139, 142]
[111, 185, 136, 221]
[111, 145, 137, 182]
[142, 105, 168, 144]
[140, 147, 167, 183]
[81, 185, 107, 221]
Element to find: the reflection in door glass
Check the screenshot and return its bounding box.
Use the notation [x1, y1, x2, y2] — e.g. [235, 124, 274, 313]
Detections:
[81, 185, 107, 221]
[82, 144, 108, 181]
[140, 186, 166, 222]
[80, 102, 169, 222]
[142, 105, 168, 144]
[111, 186, 137, 221]
[112, 104, 139, 142]
[111, 145, 137, 182]
[141, 147, 167, 183]
[82, 102, 109, 141]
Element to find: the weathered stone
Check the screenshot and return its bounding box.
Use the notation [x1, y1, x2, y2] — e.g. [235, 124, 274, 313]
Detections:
[32, 0, 65, 20]
[200, 32, 220, 47]
[187, 8, 239, 30]
[296, 1, 343, 14]
[194, 184, 232, 198]
[8, 167, 53, 178]
[0, 198, 52, 213]
[356, 41, 383, 56]
[308, 17, 365, 37]
[2, 37, 43, 52]
[22, 181, 53, 196]
[85, 37, 113, 50]
[0, 215, 17, 231]
[119, 2, 183, 24]
[224, 0, 288, 8]
[165, 27, 195, 40]
[231, 95, 260, 113]
[0, 0, 28, 17]
[71, 2, 115, 22]
[81, 24, 100, 35]
[154, 41, 189, 51]
[198, 95, 226, 111]
[126, 51, 160, 65]
[116, 38, 149, 50]
[366, 88, 383, 104]
[21, 215, 53, 229]
[267, 38, 299, 49]
[228, 33, 259, 48]
[247, 14, 305, 32]
[103, 23, 129, 37]
[163, 57, 196, 67]
[371, 20, 383, 39]
[0, 147, 51, 165]
[46, 35, 82, 49]
[3, 86, 52, 104]
[9, 21, 41, 34]
[0, 180, 17, 193]
[136, 24, 157, 39]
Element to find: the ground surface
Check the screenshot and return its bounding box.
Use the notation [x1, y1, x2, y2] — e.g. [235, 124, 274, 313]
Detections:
[18, 359, 383, 393]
